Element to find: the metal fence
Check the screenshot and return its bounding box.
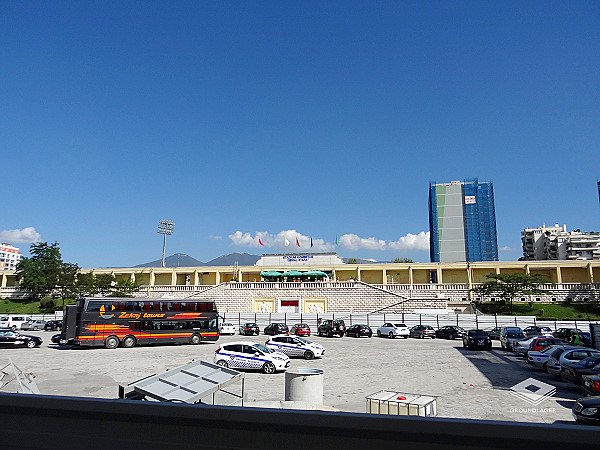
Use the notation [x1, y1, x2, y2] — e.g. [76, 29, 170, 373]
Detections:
[221, 312, 597, 332]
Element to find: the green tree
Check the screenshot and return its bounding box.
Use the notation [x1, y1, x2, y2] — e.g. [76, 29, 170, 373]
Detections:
[16, 242, 79, 300]
[347, 258, 358, 264]
[392, 257, 414, 263]
[471, 272, 553, 314]
[109, 278, 142, 297]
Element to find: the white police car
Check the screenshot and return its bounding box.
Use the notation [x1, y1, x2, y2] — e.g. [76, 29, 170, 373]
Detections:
[214, 341, 290, 374]
[265, 335, 325, 360]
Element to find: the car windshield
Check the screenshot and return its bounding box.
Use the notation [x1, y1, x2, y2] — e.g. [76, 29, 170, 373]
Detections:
[579, 357, 600, 368]
[295, 337, 311, 344]
[246, 323, 257, 327]
[507, 332, 524, 338]
[469, 330, 487, 337]
[222, 323, 233, 327]
[253, 344, 273, 354]
[333, 320, 344, 325]
[394, 324, 406, 327]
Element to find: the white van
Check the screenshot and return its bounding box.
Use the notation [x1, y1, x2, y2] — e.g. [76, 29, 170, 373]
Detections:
[0, 315, 33, 331]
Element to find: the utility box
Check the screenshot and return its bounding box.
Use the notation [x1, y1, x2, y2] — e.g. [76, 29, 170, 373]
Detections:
[366, 390, 437, 417]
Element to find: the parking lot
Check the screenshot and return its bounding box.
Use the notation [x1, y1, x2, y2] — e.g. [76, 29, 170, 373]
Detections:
[3, 330, 584, 424]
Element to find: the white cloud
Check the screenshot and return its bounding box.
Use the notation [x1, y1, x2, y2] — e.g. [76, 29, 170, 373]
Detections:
[388, 232, 430, 251]
[499, 246, 511, 251]
[228, 229, 430, 252]
[0, 227, 41, 244]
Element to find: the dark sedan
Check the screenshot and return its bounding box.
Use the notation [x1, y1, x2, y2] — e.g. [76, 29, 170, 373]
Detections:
[238, 323, 260, 336]
[560, 356, 600, 385]
[346, 324, 373, 338]
[462, 329, 492, 350]
[0, 330, 42, 348]
[485, 327, 502, 340]
[44, 320, 62, 331]
[264, 323, 289, 335]
[436, 326, 465, 340]
[581, 374, 600, 396]
[573, 396, 600, 425]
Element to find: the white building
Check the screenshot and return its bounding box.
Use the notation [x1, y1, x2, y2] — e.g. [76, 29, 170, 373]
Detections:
[521, 224, 600, 261]
[0, 244, 22, 270]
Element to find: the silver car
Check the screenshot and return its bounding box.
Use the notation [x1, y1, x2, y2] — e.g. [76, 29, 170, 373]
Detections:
[546, 346, 600, 377]
[500, 327, 525, 351]
[512, 336, 537, 356]
[21, 320, 47, 331]
[377, 323, 410, 339]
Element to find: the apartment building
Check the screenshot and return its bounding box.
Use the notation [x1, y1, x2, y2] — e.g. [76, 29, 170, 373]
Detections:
[521, 224, 600, 260]
[0, 244, 22, 270]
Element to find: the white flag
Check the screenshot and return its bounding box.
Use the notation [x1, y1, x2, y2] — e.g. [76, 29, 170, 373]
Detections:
[284, 237, 290, 246]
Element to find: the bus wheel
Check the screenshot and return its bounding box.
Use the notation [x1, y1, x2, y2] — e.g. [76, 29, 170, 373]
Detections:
[105, 336, 119, 349]
[190, 334, 202, 345]
[122, 336, 136, 348]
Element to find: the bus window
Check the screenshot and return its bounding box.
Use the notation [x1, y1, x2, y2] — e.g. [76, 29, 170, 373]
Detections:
[86, 301, 104, 312]
[143, 303, 151, 311]
[129, 322, 141, 331]
[209, 318, 218, 330]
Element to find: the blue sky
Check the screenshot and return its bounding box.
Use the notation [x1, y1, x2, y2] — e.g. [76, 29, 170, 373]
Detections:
[1, 1, 599, 268]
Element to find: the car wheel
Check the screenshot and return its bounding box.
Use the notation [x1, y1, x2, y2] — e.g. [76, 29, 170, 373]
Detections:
[501, 342, 505, 349]
[122, 336, 136, 348]
[377, 330, 381, 337]
[389, 332, 395, 339]
[304, 350, 314, 360]
[10, 325, 16, 331]
[190, 334, 202, 345]
[26, 340, 37, 348]
[327, 331, 333, 338]
[262, 362, 276, 374]
[450, 334, 456, 340]
[463, 340, 467, 348]
[420, 333, 424, 339]
[104, 336, 119, 349]
[404, 335, 408, 339]
[216, 360, 229, 368]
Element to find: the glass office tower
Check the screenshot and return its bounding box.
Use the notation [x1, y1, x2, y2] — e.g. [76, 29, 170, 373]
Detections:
[429, 179, 498, 263]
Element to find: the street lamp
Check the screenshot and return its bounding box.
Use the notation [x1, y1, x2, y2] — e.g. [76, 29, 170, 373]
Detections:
[157, 220, 174, 268]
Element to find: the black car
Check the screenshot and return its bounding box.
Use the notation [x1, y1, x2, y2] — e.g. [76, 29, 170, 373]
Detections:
[0, 330, 42, 348]
[436, 326, 465, 340]
[560, 357, 600, 385]
[485, 327, 502, 340]
[264, 323, 289, 335]
[462, 329, 492, 350]
[317, 319, 346, 337]
[522, 326, 553, 337]
[572, 396, 600, 425]
[346, 324, 372, 338]
[581, 374, 600, 396]
[238, 323, 260, 336]
[44, 320, 62, 331]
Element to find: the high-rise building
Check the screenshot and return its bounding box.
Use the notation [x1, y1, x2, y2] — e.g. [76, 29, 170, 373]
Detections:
[521, 224, 600, 260]
[0, 243, 22, 270]
[429, 179, 498, 263]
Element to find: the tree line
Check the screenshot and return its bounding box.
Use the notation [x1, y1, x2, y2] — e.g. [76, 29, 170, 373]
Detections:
[14, 242, 140, 310]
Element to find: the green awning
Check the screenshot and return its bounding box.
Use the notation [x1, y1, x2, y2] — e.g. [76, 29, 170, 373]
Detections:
[260, 270, 283, 277]
[304, 270, 328, 277]
[282, 270, 304, 277]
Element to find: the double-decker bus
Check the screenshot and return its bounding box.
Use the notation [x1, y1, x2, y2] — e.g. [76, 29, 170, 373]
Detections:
[60, 297, 219, 349]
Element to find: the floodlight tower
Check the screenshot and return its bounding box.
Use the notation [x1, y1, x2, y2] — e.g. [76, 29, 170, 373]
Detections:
[157, 220, 174, 268]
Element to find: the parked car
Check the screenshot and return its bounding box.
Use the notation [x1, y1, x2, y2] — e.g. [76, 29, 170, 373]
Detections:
[219, 322, 236, 335]
[523, 326, 554, 337]
[410, 325, 436, 339]
[377, 323, 409, 339]
[346, 324, 373, 338]
[0, 315, 33, 331]
[581, 374, 600, 396]
[572, 396, 600, 425]
[485, 327, 502, 340]
[213, 342, 290, 373]
[462, 329, 492, 350]
[547, 347, 600, 377]
[317, 319, 346, 337]
[560, 357, 600, 385]
[553, 328, 583, 341]
[0, 330, 42, 348]
[436, 325, 466, 340]
[265, 335, 324, 359]
[290, 323, 311, 336]
[238, 323, 260, 336]
[264, 323, 289, 336]
[499, 327, 525, 351]
[528, 337, 568, 353]
[21, 320, 47, 331]
[44, 320, 62, 331]
[527, 345, 567, 371]
[512, 337, 538, 356]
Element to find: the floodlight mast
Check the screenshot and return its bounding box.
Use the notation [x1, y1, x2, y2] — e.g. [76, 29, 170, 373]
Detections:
[157, 220, 174, 268]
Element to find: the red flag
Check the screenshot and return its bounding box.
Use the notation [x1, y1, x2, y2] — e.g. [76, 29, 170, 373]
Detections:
[296, 237, 300, 247]
[259, 238, 264, 246]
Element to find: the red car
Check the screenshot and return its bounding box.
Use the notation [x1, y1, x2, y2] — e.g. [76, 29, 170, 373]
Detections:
[529, 337, 567, 352]
[290, 323, 311, 336]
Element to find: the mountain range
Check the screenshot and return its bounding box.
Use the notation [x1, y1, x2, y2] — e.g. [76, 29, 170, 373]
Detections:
[134, 252, 382, 267]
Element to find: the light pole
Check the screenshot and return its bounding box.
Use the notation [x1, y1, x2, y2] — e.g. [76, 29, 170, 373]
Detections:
[157, 220, 174, 268]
